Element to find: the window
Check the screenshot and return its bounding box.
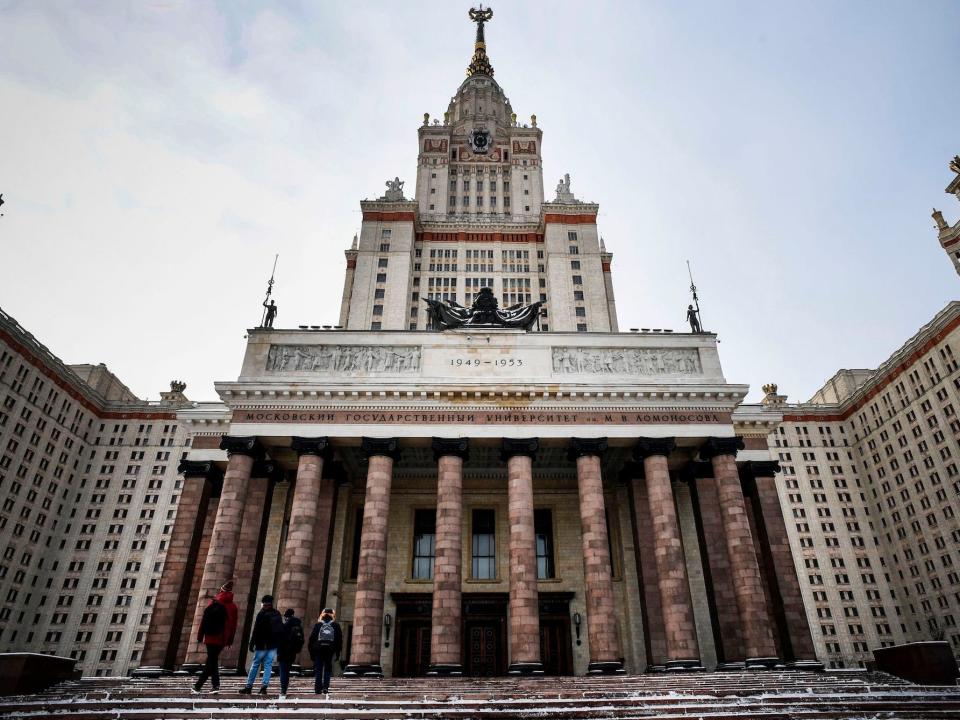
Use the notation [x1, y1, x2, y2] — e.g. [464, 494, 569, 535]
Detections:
[376, 273, 387, 283]
[535, 509, 555, 579]
[472, 509, 496, 579]
[411, 509, 436, 580]
[575, 307, 586, 317]
[370, 321, 381, 330]
[570, 260, 581, 270]
[375, 289, 385, 299]
[577, 323, 587, 332]
[372, 305, 383, 316]
[349, 507, 363, 580]
[573, 291, 584, 301]
[378, 258, 388, 268]
[572, 275, 583, 285]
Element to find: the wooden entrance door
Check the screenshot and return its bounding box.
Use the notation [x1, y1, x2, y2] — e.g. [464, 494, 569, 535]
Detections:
[539, 592, 574, 676]
[462, 593, 508, 676]
[392, 593, 432, 677]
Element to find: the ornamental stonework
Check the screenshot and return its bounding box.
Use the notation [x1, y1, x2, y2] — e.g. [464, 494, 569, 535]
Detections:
[266, 345, 421, 374]
[552, 347, 702, 376]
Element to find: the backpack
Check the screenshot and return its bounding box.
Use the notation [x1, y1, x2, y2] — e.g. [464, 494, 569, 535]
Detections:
[268, 610, 285, 642]
[286, 621, 305, 654]
[200, 600, 227, 636]
[318, 621, 336, 647]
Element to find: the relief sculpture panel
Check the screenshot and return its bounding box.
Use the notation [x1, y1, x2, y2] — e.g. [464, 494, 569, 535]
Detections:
[266, 345, 421, 374]
[552, 347, 701, 376]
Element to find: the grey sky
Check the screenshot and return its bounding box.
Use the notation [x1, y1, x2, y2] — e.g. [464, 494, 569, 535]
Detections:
[1, 1, 958, 404]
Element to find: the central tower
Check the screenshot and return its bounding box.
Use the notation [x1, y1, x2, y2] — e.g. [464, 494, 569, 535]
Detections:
[339, 6, 619, 334]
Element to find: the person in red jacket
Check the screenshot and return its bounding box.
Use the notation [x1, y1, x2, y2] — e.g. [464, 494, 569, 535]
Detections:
[192, 581, 239, 694]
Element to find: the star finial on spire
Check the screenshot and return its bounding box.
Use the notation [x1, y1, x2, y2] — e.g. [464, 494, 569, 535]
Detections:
[467, 5, 494, 77]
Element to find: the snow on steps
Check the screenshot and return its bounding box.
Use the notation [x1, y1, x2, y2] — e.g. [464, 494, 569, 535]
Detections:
[2, 671, 959, 720]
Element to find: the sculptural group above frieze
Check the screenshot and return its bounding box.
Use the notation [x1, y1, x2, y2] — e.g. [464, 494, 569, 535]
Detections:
[552, 347, 702, 376]
[266, 344, 421, 374]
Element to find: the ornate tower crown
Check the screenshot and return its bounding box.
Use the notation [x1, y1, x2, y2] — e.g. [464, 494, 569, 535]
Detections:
[467, 5, 494, 77]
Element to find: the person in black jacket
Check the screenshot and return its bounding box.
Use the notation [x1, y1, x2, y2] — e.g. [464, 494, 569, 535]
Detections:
[307, 608, 343, 695]
[277, 608, 304, 699]
[239, 595, 284, 696]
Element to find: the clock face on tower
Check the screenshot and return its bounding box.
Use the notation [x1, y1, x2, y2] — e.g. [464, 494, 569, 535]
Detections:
[469, 128, 491, 154]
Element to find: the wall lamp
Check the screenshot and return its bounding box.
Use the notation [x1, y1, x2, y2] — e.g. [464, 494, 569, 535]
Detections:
[573, 612, 582, 646]
[384, 613, 393, 648]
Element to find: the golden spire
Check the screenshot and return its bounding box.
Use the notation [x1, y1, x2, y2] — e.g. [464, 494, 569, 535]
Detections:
[467, 5, 494, 77]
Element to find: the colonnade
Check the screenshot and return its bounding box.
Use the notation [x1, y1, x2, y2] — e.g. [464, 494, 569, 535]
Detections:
[138, 433, 818, 677]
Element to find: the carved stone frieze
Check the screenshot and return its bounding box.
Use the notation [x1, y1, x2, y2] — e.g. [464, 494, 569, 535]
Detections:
[266, 345, 421, 374]
[552, 347, 702, 376]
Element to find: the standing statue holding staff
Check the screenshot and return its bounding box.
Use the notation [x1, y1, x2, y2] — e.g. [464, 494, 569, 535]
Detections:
[260, 255, 279, 328]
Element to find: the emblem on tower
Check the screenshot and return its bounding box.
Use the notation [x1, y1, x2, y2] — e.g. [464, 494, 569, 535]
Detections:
[469, 127, 492, 154]
[466, 5, 495, 77]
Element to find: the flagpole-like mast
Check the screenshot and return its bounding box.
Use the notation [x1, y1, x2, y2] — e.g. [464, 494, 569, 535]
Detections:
[687, 260, 703, 330]
[260, 254, 279, 326]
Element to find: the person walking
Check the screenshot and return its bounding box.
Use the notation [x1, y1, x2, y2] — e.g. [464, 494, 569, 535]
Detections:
[277, 608, 304, 700]
[307, 608, 342, 696]
[239, 595, 284, 696]
[192, 581, 239, 694]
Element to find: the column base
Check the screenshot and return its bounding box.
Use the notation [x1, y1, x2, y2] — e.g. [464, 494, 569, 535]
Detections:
[587, 660, 626, 675]
[427, 663, 463, 676]
[786, 660, 825, 671]
[129, 666, 171, 678]
[342, 663, 383, 678]
[507, 662, 544, 675]
[645, 664, 667, 673]
[745, 656, 781, 670]
[716, 661, 746, 671]
[179, 663, 202, 675]
[664, 659, 705, 671]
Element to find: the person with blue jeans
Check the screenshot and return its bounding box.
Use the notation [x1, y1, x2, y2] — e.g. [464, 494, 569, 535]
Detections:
[239, 595, 284, 696]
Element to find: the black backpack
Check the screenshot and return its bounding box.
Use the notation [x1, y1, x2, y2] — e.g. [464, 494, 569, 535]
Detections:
[200, 600, 227, 636]
[269, 610, 285, 643]
[286, 621, 305, 653]
[318, 621, 336, 647]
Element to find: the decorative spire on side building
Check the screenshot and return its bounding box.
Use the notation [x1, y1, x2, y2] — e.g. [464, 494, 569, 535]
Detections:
[467, 5, 494, 77]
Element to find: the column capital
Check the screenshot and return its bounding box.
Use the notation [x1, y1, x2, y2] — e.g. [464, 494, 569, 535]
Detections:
[699, 436, 745, 460]
[177, 459, 223, 481]
[432, 437, 469, 462]
[568, 437, 608, 461]
[361, 436, 401, 460]
[219, 435, 264, 459]
[252, 459, 285, 483]
[501, 437, 539, 461]
[740, 460, 781, 479]
[291, 436, 331, 458]
[634, 437, 677, 460]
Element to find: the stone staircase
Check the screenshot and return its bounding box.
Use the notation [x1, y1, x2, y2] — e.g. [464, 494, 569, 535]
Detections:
[2, 670, 960, 719]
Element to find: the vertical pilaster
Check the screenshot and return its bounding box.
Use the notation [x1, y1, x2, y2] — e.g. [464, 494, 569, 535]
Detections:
[744, 462, 822, 669]
[429, 438, 469, 675]
[183, 437, 262, 669]
[635, 438, 702, 670]
[276, 438, 330, 618]
[502, 438, 543, 675]
[344, 437, 400, 677]
[701, 438, 778, 667]
[135, 462, 218, 675]
[570, 438, 623, 674]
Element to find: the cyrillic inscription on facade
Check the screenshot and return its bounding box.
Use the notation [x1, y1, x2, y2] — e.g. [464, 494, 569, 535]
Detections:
[235, 409, 730, 425]
[552, 347, 701, 375]
[266, 345, 421, 373]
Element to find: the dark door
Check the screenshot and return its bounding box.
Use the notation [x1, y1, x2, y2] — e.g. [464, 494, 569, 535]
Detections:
[539, 592, 574, 676]
[394, 620, 431, 677]
[391, 593, 432, 677]
[462, 593, 508, 676]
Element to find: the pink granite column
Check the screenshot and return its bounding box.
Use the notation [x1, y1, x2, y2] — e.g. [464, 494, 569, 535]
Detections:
[570, 438, 623, 674]
[702, 437, 778, 667]
[429, 438, 469, 675]
[502, 438, 543, 674]
[221, 463, 276, 672]
[183, 437, 261, 669]
[344, 437, 400, 677]
[276, 437, 329, 617]
[136, 463, 216, 674]
[635, 438, 702, 670]
[747, 462, 821, 668]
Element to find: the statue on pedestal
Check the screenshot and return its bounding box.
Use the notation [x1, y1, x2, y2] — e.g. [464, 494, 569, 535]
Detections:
[382, 177, 406, 201]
